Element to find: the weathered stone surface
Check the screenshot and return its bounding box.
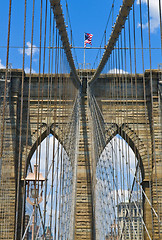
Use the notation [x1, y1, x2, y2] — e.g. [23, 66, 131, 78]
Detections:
[0, 69, 161, 240]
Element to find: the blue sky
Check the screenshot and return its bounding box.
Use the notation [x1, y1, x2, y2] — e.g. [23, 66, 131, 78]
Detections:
[0, 0, 161, 73]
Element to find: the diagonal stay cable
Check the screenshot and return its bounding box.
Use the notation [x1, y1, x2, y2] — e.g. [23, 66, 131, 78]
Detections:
[89, 88, 160, 237]
[89, 0, 135, 86]
[49, 0, 81, 87]
[92, 0, 116, 69]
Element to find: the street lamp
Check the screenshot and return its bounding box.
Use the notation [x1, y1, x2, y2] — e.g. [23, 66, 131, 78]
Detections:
[25, 164, 45, 240]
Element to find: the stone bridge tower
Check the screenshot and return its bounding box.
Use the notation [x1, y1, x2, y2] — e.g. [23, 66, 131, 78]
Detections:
[0, 69, 161, 239]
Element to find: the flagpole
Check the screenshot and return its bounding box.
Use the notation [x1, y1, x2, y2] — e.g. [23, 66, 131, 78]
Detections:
[84, 33, 85, 70]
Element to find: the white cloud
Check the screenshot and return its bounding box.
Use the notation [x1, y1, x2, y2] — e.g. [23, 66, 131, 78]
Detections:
[25, 67, 36, 74]
[33, 58, 38, 62]
[0, 59, 5, 69]
[108, 68, 128, 74]
[137, 22, 148, 29]
[137, 0, 162, 33]
[19, 41, 39, 56]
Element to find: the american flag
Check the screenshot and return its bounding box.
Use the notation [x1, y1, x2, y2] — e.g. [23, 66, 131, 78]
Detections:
[84, 33, 93, 47]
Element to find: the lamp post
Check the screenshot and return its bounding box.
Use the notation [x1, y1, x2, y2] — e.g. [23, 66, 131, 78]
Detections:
[25, 164, 45, 240]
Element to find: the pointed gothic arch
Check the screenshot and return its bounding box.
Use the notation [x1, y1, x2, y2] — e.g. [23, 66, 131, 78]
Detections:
[104, 123, 146, 180]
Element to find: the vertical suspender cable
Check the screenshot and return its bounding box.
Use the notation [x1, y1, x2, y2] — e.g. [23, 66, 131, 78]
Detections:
[15, 0, 35, 238]
[19, 0, 27, 237]
[49, 16, 55, 235]
[0, 0, 12, 161]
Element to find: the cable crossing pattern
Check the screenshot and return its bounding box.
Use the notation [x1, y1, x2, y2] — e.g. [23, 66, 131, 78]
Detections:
[0, 0, 161, 239]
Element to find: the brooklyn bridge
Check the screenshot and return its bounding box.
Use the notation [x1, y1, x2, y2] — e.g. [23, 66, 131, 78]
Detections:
[0, 0, 161, 239]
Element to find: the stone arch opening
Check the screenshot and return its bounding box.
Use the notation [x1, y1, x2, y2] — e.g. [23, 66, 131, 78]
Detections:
[25, 126, 64, 172]
[104, 124, 145, 180]
[96, 133, 144, 239]
[21, 131, 74, 239]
